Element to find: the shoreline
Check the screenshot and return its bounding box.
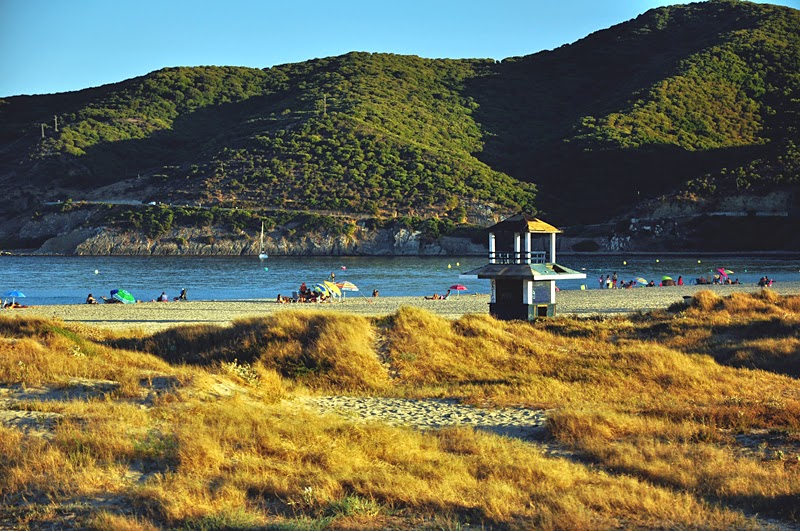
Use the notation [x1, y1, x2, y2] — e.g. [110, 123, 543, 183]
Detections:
[10, 282, 798, 334]
[4, 249, 800, 258]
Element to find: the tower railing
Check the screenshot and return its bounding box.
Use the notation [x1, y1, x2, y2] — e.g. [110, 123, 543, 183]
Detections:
[490, 251, 546, 265]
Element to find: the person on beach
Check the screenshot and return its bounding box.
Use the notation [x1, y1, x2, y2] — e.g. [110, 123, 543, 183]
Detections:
[175, 288, 188, 301]
[677, 276, 683, 286]
[758, 276, 774, 287]
[599, 275, 605, 289]
[86, 293, 98, 304]
[158, 292, 168, 302]
[424, 289, 450, 300]
[372, 289, 379, 297]
[612, 272, 618, 289]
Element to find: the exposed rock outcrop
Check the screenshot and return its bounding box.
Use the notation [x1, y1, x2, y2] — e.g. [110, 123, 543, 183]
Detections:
[50, 224, 487, 256]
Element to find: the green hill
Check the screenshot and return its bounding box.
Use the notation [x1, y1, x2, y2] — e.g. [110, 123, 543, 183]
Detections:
[473, 0, 800, 222]
[0, 0, 797, 246]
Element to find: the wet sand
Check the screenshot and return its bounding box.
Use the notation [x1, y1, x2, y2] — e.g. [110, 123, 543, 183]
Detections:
[13, 282, 799, 334]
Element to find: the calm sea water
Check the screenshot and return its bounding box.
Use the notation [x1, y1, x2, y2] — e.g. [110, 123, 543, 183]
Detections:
[1, 254, 799, 306]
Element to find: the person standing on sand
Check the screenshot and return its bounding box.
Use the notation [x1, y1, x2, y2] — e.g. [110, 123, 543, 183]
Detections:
[612, 272, 618, 289]
[599, 275, 605, 289]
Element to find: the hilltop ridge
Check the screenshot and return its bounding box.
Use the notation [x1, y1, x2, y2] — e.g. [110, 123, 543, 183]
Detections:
[0, 0, 798, 254]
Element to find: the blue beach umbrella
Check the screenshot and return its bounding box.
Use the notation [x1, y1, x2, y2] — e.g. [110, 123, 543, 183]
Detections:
[312, 284, 329, 295]
[3, 290, 25, 304]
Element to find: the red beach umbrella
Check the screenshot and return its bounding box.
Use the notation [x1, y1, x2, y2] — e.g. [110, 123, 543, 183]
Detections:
[449, 284, 467, 296]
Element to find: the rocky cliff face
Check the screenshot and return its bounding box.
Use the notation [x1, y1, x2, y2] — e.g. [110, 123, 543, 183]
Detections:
[33, 224, 486, 256]
[558, 190, 799, 253]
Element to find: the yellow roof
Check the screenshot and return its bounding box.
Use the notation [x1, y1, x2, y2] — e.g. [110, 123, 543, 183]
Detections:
[526, 218, 562, 234]
[489, 214, 562, 234]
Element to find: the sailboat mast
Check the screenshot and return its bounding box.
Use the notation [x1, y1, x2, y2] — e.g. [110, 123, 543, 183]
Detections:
[258, 221, 268, 259]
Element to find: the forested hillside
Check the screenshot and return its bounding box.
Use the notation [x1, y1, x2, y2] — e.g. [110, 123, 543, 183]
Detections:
[0, 0, 797, 250]
[473, 0, 800, 222]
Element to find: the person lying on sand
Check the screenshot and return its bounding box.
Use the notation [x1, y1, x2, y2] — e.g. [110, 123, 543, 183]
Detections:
[424, 289, 450, 300]
[3, 301, 29, 309]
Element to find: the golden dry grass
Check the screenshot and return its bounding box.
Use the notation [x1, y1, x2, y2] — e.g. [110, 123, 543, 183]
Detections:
[118, 311, 391, 394]
[1, 291, 799, 528]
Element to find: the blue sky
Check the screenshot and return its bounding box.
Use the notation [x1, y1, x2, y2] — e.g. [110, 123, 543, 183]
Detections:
[1, 0, 797, 97]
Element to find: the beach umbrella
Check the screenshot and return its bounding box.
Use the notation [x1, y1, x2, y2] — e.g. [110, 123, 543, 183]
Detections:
[112, 289, 136, 304]
[337, 281, 359, 292]
[336, 281, 359, 300]
[323, 280, 341, 297]
[717, 268, 734, 278]
[636, 277, 648, 285]
[449, 284, 468, 296]
[3, 290, 25, 304]
[312, 284, 329, 295]
[661, 276, 673, 281]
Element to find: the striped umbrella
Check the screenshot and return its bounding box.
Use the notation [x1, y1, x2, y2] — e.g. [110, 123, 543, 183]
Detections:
[312, 284, 329, 295]
[336, 281, 367, 300]
[336, 281, 355, 300]
[337, 281, 359, 292]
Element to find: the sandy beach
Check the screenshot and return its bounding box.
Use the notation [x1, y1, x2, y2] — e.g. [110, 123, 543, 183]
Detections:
[12, 282, 799, 333]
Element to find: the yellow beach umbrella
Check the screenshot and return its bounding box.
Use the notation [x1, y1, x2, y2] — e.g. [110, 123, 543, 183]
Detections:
[323, 281, 341, 296]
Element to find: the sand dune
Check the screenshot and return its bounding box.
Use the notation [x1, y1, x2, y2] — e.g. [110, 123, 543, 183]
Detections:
[12, 282, 798, 333]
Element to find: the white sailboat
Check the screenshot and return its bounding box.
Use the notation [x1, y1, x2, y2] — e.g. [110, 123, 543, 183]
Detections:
[258, 221, 269, 260]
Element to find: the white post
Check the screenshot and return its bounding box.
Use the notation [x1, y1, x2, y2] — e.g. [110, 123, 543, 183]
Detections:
[514, 232, 521, 263]
[549, 281, 556, 304]
[523, 280, 533, 304]
[489, 232, 496, 264]
[524, 232, 531, 264]
[549, 233, 557, 264]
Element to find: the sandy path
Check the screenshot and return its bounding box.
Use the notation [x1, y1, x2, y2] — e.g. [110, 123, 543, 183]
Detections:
[293, 395, 549, 439]
[11, 282, 799, 333]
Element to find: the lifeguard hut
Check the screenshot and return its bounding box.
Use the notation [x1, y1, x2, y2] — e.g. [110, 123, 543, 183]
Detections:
[463, 214, 585, 321]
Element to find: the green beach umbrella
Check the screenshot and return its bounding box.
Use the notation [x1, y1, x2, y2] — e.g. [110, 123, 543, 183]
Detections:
[112, 289, 136, 304]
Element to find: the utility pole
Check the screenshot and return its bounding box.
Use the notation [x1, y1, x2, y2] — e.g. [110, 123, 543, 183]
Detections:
[54, 115, 58, 132]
